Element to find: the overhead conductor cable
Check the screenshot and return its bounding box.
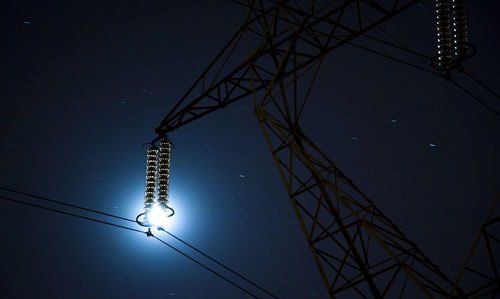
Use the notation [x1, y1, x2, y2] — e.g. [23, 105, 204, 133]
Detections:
[0, 189, 260, 298]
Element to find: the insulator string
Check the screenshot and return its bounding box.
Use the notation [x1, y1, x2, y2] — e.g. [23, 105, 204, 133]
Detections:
[158, 139, 172, 208]
[436, 0, 452, 68]
[452, 0, 468, 58]
[145, 145, 158, 212]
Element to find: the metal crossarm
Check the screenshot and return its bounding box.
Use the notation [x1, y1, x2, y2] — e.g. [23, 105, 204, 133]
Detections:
[153, 0, 419, 141]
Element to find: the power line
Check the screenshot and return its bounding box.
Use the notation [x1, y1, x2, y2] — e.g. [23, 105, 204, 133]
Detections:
[0, 187, 275, 298]
[345, 3, 500, 119]
[0, 194, 144, 234]
[464, 70, 500, 101]
[341, 24, 500, 119]
[338, 38, 445, 78]
[340, 38, 500, 119]
[0, 186, 134, 224]
[0, 193, 258, 298]
[152, 235, 258, 298]
[347, 3, 433, 65]
[449, 79, 500, 118]
[330, 36, 500, 119]
[362, 32, 432, 61]
[158, 227, 279, 299]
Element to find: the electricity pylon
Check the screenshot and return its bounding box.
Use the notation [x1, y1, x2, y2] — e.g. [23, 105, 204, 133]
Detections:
[450, 194, 500, 298]
[151, 1, 465, 297]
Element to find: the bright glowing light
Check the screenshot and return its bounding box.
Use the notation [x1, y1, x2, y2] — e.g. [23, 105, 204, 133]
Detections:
[130, 189, 187, 235]
[148, 204, 173, 229]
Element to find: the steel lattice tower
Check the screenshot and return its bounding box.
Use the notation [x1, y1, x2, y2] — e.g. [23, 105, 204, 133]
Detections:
[150, 1, 474, 297]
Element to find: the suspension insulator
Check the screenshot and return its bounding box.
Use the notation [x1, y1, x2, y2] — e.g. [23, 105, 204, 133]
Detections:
[144, 145, 158, 212]
[436, 0, 452, 68]
[452, 0, 468, 58]
[158, 139, 172, 207]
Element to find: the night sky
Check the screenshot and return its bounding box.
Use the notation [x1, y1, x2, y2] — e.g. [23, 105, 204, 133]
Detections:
[1, 1, 499, 298]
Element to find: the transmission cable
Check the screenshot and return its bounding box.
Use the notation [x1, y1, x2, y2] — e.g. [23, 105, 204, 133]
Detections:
[448, 79, 500, 118]
[346, 6, 500, 118]
[362, 33, 432, 61]
[0, 186, 133, 224]
[158, 227, 278, 298]
[0, 193, 259, 298]
[346, 3, 432, 66]
[332, 37, 445, 78]
[0, 194, 144, 234]
[463, 70, 500, 101]
[0, 186, 275, 298]
[152, 235, 258, 298]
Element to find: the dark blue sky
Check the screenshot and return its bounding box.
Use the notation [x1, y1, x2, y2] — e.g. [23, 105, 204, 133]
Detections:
[1, 0, 499, 298]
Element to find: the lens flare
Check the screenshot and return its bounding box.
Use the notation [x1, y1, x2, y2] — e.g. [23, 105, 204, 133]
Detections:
[149, 205, 165, 227]
[146, 204, 174, 229]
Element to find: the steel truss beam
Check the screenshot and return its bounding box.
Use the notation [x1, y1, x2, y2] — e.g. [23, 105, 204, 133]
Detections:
[153, 0, 419, 140]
